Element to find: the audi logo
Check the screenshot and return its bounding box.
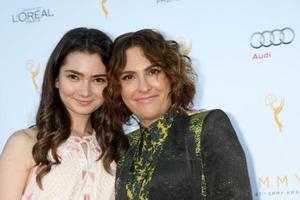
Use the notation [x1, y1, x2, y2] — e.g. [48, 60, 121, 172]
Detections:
[250, 27, 295, 49]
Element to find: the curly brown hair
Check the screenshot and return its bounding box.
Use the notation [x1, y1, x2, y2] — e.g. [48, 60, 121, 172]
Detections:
[33, 27, 128, 188]
[106, 29, 196, 125]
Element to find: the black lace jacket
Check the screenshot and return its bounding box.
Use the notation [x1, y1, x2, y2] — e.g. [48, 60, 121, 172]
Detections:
[115, 109, 252, 200]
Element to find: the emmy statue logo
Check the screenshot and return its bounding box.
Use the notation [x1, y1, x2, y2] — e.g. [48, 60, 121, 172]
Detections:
[26, 60, 40, 93]
[177, 38, 192, 56]
[101, 0, 109, 18]
[265, 93, 284, 132]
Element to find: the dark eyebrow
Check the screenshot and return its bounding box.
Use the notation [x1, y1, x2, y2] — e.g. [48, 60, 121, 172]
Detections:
[145, 65, 161, 71]
[121, 64, 159, 74]
[64, 69, 107, 78]
[64, 69, 82, 75]
[93, 74, 107, 78]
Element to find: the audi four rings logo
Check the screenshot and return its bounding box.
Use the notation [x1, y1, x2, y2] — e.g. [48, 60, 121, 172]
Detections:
[250, 27, 295, 49]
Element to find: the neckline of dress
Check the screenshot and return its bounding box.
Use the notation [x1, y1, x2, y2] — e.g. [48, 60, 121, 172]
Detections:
[69, 130, 96, 142]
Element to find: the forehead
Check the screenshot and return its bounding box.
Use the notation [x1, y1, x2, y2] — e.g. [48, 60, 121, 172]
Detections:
[123, 46, 152, 71]
[62, 51, 106, 73]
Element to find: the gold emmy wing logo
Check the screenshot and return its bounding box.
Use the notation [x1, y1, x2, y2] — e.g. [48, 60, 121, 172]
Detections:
[101, 0, 109, 18]
[265, 93, 285, 132]
[26, 60, 40, 93]
[177, 38, 192, 56]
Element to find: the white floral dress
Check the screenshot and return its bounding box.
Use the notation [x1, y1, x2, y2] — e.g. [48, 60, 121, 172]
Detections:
[22, 133, 115, 200]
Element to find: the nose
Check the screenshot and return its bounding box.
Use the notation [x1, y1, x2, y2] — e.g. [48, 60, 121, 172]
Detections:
[79, 81, 91, 97]
[138, 76, 152, 93]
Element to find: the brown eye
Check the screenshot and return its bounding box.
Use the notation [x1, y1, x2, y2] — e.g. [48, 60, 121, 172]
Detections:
[67, 74, 79, 80]
[94, 77, 107, 83]
[148, 68, 161, 76]
[122, 74, 135, 81]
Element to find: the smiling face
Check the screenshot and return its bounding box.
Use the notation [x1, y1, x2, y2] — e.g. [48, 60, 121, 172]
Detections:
[56, 51, 107, 121]
[120, 46, 172, 127]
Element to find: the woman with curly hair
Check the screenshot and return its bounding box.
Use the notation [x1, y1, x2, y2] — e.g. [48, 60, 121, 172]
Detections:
[106, 29, 252, 200]
[0, 27, 128, 200]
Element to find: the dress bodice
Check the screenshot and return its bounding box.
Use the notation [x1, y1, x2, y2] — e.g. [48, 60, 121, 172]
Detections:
[22, 133, 115, 200]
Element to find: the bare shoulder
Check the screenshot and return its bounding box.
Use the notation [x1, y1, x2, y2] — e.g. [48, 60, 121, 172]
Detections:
[0, 127, 38, 198]
[7, 126, 37, 147]
[22, 126, 38, 142]
[0, 127, 37, 167]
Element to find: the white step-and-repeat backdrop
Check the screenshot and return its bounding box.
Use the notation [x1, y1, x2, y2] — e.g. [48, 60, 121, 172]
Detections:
[0, 1, 299, 199]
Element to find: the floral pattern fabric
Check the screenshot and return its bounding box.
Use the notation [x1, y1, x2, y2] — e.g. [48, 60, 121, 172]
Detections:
[22, 132, 115, 200]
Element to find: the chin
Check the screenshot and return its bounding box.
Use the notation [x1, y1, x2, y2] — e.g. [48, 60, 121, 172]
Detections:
[73, 107, 99, 115]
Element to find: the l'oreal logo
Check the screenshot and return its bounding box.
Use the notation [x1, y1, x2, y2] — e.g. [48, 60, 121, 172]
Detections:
[12, 7, 54, 23]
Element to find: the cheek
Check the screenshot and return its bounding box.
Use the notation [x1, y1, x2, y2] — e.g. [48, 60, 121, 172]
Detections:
[121, 88, 130, 103]
[93, 85, 107, 99]
[155, 75, 171, 95]
[59, 83, 76, 97]
[165, 81, 171, 95]
[120, 83, 135, 100]
[160, 80, 172, 102]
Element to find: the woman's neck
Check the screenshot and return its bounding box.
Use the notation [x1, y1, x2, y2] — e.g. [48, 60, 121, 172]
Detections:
[70, 115, 92, 137]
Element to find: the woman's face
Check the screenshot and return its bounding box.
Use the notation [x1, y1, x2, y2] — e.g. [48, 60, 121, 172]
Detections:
[120, 46, 171, 127]
[56, 51, 107, 120]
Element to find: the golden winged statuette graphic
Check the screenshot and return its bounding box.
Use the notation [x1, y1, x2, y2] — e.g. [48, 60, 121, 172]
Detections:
[26, 60, 40, 93]
[177, 38, 192, 56]
[101, 0, 109, 18]
[265, 94, 285, 132]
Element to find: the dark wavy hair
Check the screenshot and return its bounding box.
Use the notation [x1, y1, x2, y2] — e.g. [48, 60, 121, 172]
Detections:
[106, 28, 196, 125]
[33, 27, 128, 188]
